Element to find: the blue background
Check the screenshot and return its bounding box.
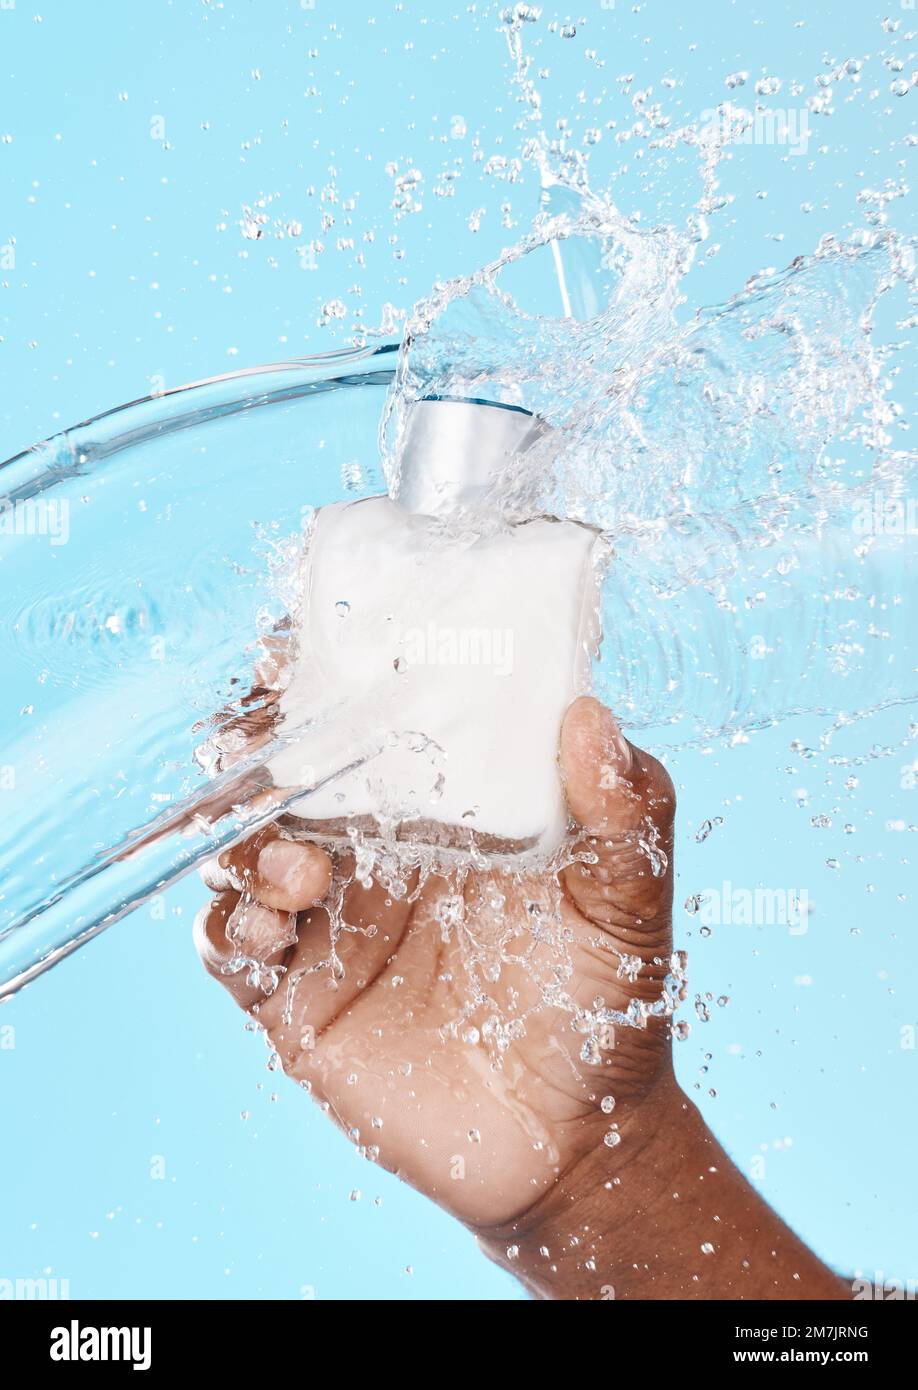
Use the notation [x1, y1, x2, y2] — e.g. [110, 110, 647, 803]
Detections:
[1, 0, 916, 1300]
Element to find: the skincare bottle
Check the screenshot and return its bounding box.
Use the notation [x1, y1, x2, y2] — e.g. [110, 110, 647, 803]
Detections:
[270, 396, 607, 861]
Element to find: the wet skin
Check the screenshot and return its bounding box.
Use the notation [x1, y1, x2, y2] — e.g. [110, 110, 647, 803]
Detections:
[196, 696, 847, 1299]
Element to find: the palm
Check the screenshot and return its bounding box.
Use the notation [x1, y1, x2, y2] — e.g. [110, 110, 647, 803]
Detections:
[196, 698, 675, 1229]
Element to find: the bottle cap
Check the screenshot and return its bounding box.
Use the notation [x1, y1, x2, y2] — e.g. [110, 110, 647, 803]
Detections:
[392, 396, 552, 515]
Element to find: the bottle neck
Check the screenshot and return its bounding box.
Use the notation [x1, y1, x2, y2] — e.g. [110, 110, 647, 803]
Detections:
[391, 397, 550, 516]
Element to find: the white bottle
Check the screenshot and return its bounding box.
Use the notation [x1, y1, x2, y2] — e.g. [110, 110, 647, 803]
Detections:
[270, 397, 607, 863]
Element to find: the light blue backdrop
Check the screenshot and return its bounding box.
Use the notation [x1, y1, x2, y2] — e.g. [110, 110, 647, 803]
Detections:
[1, 0, 915, 1300]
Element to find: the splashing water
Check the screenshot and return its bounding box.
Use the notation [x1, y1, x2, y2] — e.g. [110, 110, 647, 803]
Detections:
[1, 10, 915, 1132]
[386, 205, 917, 745]
[244, 10, 918, 1092]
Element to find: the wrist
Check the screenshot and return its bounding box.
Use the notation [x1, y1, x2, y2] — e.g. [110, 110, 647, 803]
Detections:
[475, 1073, 847, 1301]
[474, 1071, 687, 1299]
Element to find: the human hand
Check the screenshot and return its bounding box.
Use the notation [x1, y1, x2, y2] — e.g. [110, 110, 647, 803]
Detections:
[194, 696, 678, 1230]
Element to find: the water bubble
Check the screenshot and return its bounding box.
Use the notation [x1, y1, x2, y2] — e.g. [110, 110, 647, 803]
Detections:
[695, 817, 724, 843]
[754, 76, 782, 96]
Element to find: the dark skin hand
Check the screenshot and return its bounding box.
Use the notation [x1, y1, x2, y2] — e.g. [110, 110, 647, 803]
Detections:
[195, 696, 848, 1299]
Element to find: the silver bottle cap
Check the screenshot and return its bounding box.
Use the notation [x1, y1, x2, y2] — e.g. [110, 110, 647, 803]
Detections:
[392, 396, 552, 516]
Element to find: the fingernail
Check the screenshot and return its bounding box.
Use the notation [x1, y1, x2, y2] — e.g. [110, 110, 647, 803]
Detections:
[257, 838, 312, 891]
[612, 725, 633, 772]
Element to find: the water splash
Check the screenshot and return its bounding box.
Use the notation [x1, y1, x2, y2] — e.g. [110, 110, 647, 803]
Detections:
[244, 12, 918, 1090]
[379, 19, 918, 745]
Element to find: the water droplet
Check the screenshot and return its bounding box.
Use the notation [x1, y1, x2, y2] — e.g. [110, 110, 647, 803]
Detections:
[754, 76, 782, 96]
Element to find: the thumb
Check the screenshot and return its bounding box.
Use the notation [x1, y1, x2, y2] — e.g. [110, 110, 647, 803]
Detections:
[559, 696, 675, 927]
